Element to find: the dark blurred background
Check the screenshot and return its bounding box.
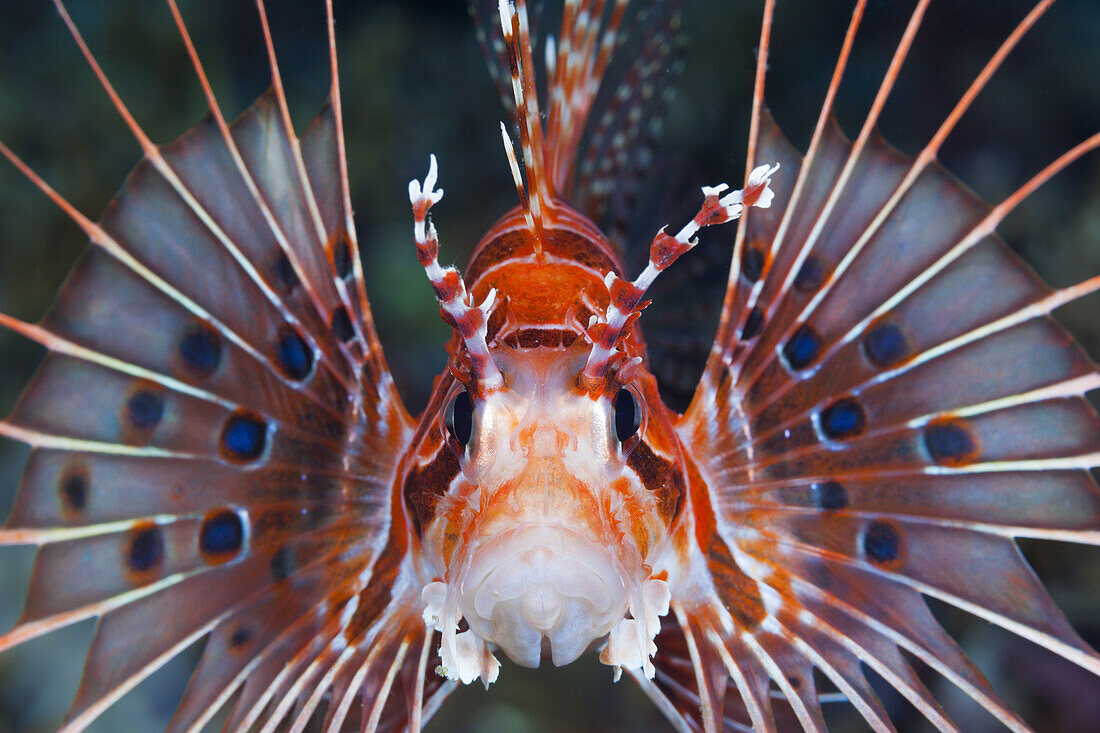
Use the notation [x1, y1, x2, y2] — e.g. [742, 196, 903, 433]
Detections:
[0, 0, 1098, 731]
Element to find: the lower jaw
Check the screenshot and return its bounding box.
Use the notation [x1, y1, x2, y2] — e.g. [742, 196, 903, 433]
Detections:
[453, 524, 636, 668]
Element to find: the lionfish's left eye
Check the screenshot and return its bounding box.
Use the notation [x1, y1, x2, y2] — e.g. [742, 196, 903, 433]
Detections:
[445, 389, 474, 447]
[614, 387, 642, 444]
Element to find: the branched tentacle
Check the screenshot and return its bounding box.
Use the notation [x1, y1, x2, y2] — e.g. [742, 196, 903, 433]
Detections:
[582, 163, 779, 391]
[409, 155, 504, 392]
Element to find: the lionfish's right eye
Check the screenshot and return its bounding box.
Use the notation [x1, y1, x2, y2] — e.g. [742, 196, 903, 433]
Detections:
[444, 389, 474, 447]
[614, 387, 643, 446]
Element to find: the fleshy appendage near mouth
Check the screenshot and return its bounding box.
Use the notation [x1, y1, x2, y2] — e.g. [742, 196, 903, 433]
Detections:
[422, 524, 670, 685]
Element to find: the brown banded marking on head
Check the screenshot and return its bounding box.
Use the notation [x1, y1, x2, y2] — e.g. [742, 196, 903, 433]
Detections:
[466, 228, 620, 294]
[464, 204, 621, 344]
[623, 369, 688, 527]
[402, 424, 463, 537]
[476, 264, 608, 337]
[502, 328, 580, 350]
[466, 202, 618, 282]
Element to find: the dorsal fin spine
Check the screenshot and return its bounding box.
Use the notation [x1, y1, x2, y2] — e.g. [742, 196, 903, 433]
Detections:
[500, 122, 539, 237]
[499, 0, 549, 256]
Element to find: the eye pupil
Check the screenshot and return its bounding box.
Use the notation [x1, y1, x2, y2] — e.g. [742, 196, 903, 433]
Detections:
[614, 388, 641, 443]
[446, 390, 474, 446]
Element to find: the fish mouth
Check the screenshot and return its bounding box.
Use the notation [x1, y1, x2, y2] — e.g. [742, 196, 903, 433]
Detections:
[456, 524, 632, 668]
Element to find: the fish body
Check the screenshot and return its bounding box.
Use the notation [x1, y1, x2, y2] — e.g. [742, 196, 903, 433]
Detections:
[1, 1, 1099, 732]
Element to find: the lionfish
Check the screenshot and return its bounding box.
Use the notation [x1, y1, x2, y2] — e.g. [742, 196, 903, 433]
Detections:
[0, 0, 1098, 730]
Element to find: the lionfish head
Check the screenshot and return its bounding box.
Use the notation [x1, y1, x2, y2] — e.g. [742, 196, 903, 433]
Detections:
[416, 328, 677, 682]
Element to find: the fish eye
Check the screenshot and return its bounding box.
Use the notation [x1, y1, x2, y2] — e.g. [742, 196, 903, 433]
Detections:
[614, 387, 642, 444]
[445, 389, 474, 447]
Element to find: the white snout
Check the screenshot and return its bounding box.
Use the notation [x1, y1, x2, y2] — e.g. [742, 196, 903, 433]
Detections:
[458, 525, 630, 667]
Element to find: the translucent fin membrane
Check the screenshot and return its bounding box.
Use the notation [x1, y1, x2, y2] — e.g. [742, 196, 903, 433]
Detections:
[569, 0, 686, 237]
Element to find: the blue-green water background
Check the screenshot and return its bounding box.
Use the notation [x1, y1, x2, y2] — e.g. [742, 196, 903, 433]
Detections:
[0, 0, 1098, 731]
